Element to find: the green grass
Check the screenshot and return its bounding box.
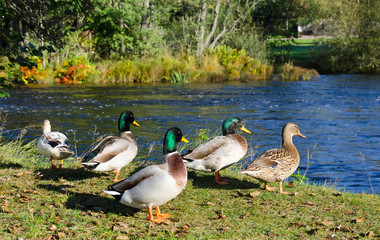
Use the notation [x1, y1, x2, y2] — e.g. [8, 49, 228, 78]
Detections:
[0, 139, 379, 239]
[269, 38, 326, 67]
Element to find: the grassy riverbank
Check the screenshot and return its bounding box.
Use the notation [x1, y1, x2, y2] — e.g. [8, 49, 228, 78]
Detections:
[0, 138, 379, 239]
[0, 44, 319, 91]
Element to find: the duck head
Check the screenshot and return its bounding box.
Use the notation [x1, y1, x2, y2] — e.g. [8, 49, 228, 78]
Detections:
[118, 111, 140, 132]
[163, 127, 189, 154]
[222, 117, 251, 136]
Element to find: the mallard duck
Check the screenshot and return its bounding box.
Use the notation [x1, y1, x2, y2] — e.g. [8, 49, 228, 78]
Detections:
[81, 111, 140, 182]
[182, 117, 251, 185]
[104, 127, 188, 223]
[37, 119, 74, 169]
[241, 122, 306, 194]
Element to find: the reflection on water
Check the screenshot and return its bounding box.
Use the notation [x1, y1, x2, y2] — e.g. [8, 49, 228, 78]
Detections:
[1, 75, 379, 193]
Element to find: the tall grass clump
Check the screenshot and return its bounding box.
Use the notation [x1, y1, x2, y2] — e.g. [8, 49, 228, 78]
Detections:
[281, 62, 319, 81]
[95, 47, 273, 83]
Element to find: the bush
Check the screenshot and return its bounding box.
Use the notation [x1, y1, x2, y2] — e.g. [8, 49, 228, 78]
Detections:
[281, 62, 319, 81]
[55, 57, 95, 84]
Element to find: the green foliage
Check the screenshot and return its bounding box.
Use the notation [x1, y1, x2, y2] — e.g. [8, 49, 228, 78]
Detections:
[210, 45, 273, 81]
[170, 70, 188, 83]
[224, 30, 271, 64]
[303, 0, 380, 74]
[253, 0, 318, 38]
[291, 169, 309, 183]
[95, 48, 273, 83]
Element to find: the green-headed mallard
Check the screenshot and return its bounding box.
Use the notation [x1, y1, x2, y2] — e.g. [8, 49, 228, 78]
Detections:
[37, 119, 74, 169]
[241, 122, 306, 194]
[82, 111, 140, 182]
[104, 127, 188, 223]
[182, 117, 251, 185]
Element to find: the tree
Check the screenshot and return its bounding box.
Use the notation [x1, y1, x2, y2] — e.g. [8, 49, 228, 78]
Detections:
[310, 0, 380, 73]
[252, 0, 320, 38]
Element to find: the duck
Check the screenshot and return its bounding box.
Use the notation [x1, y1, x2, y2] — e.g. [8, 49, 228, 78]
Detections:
[37, 119, 74, 169]
[104, 127, 188, 223]
[81, 111, 140, 182]
[241, 122, 306, 194]
[182, 117, 251, 185]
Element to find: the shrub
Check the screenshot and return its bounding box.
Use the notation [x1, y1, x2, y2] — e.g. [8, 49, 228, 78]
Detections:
[55, 57, 95, 84]
[281, 62, 319, 81]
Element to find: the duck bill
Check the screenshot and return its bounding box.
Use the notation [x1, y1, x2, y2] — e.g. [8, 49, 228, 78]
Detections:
[132, 120, 140, 127]
[241, 126, 252, 134]
[298, 132, 306, 138]
[181, 136, 189, 143]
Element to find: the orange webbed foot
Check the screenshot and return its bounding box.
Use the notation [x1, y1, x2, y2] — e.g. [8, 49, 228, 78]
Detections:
[155, 206, 171, 220]
[214, 170, 229, 185]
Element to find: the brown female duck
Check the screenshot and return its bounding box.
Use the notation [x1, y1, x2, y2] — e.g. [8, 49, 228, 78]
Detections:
[241, 122, 306, 194]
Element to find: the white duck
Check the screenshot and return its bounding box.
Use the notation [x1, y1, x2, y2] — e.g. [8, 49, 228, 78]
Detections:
[82, 111, 140, 182]
[104, 127, 188, 223]
[241, 122, 306, 194]
[182, 117, 251, 185]
[37, 119, 74, 169]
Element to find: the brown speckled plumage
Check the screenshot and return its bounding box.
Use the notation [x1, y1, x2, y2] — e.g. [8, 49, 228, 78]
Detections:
[242, 123, 306, 192]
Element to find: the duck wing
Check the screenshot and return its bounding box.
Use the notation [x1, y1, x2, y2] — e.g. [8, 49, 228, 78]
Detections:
[82, 136, 130, 164]
[182, 136, 226, 161]
[44, 132, 73, 150]
[245, 149, 283, 170]
[108, 164, 165, 192]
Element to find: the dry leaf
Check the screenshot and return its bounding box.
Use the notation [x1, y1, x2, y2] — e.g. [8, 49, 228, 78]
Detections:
[353, 218, 365, 223]
[15, 171, 33, 177]
[182, 224, 191, 231]
[1, 205, 12, 213]
[0, 176, 10, 181]
[249, 191, 261, 198]
[242, 212, 250, 219]
[50, 225, 58, 231]
[267, 232, 277, 237]
[320, 220, 334, 227]
[7, 225, 21, 233]
[170, 226, 177, 234]
[43, 234, 59, 240]
[215, 214, 227, 220]
[291, 221, 306, 228]
[332, 224, 357, 233]
[112, 222, 128, 233]
[219, 227, 231, 232]
[116, 236, 129, 240]
[305, 201, 316, 206]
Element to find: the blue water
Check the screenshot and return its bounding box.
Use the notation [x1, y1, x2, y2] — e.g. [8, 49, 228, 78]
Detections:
[1, 75, 379, 194]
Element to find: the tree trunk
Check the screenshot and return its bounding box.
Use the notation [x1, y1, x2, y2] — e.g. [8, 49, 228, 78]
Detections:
[196, 0, 207, 59]
[141, 0, 150, 29]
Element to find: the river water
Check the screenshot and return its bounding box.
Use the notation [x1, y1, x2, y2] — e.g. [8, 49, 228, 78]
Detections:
[1, 75, 379, 194]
